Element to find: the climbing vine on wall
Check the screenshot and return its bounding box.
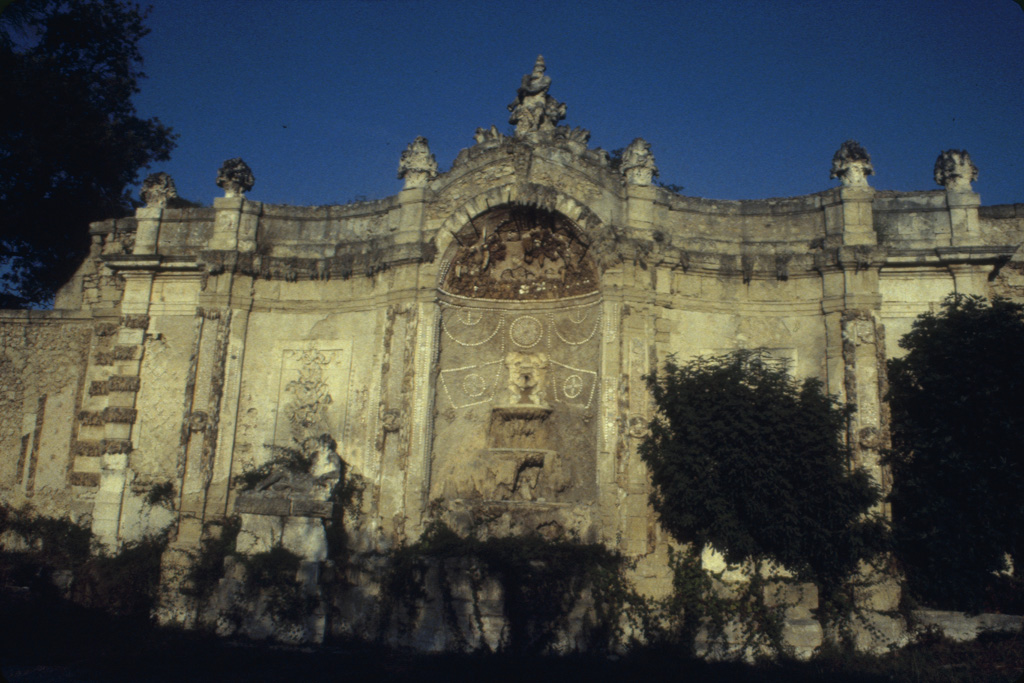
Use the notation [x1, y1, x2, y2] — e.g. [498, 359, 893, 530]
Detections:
[380, 522, 634, 654]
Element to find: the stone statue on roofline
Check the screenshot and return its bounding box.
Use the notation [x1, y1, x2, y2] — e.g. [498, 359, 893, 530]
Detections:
[217, 158, 255, 198]
[398, 136, 438, 189]
[830, 141, 874, 188]
[934, 149, 978, 192]
[508, 55, 567, 137]
[621, 138, 658, 186]
[140, 172, 178, 208]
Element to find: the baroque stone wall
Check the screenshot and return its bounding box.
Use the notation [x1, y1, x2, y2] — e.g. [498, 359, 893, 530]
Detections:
[2, 58, 1023, 653]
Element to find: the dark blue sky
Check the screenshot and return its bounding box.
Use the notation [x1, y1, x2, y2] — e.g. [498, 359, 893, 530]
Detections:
[134, 0, 1024, 207]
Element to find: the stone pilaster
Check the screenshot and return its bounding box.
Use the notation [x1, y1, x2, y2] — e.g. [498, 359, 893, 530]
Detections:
[395, 186, 429, 246]
[175, 307, 232, 544]
[133, 206, 163, 255]
[84, 295, 152, 549]
[625, 184, 657, 240]
[404, 299, 438, 537]
[596, 296, 622, 535]
[947, 190, 981, 246]
[821, 184, 899, 617]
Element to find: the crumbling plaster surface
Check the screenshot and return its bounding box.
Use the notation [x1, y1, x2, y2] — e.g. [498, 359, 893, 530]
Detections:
[0, 315, 92, 519]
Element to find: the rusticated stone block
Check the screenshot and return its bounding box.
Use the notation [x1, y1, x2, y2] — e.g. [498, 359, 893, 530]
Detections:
[89, 380, 109, 396]
[107, 375, 141, 392]
[782, 618, 823, 659]
[94, 351, 114, 366]
[69, 471, 101, 487]
[235, 494, 290, 516]
[72, 440, 103, 458]
[102, 439, 133, 454]
[853, 576, 901, 612]
[94, 322, 119, 337]
[290, 499, 334, 518]
[78, 411, 105, 426]
[102, 407, 137, 424]
[121, 314, 150, 329]
[112, 345, 137, 360]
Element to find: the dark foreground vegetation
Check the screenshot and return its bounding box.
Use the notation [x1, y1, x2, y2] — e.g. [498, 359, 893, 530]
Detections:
[1, 587, 1021, 683]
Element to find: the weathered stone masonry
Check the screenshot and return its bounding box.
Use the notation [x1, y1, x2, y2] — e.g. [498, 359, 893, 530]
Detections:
[2, 57, 1023, 652]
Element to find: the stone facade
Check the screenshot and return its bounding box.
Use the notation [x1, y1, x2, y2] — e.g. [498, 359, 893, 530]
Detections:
[2, 58, 1023, 652]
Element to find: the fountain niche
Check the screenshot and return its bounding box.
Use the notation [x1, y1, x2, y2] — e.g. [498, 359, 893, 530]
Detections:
[430, 205, 600, 534]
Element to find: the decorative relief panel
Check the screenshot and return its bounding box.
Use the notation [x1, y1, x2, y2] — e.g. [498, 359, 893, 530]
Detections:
[437, 300, 601, 414]
[272, 346, 352, 447]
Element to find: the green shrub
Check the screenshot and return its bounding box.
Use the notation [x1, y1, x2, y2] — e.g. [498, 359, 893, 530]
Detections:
[183, 517, 240, 601]
[382, 522, 633, 654]
[0, 504, 93, 566]
[887, 294, 1024, 611]
[640, 350, 887, 596]
[238, 546, 314, 622]
[73, 536, 167, 619]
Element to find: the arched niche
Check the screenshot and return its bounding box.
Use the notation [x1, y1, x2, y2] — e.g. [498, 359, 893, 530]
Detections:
[430, 205, 602, 536]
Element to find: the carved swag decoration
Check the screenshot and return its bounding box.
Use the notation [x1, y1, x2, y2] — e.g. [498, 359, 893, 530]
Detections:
[443, 206, 597, 300]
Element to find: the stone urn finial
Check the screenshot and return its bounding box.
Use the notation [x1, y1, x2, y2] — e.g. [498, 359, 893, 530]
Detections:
[934, 149, 978, 192]
[216, 158, 255, 198]
[621, 138, 658, 186]
[507, 55, 566, 137]
[398, 136, 438, 189]
[140, 172, 178, 208]
[830, 140, 874, 188]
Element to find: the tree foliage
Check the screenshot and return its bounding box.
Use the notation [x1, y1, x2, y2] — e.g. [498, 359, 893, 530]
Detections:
[0, 0, 175, 306]
[640, 350, 886, 592]
[887, 294, 1024, 610]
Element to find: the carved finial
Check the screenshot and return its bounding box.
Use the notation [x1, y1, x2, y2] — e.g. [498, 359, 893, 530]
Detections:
[397, 136, 438, 189]
[934, 149, 978, 192]
[621, 138, 658, 186]
[830, 141, 874, 188]
[216, 158, 254, 198]
[140, 172, 177, 208]
[507, 55, 566, 137]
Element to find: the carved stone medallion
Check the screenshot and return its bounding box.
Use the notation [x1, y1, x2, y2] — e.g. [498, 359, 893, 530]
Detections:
[510, 316, 543, 348]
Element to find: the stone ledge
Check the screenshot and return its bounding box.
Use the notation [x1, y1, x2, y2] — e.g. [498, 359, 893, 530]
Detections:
[234, 493, 334, 519]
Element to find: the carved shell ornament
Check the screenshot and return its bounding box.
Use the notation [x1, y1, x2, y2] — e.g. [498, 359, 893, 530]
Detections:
[443, 206, 598, 300]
